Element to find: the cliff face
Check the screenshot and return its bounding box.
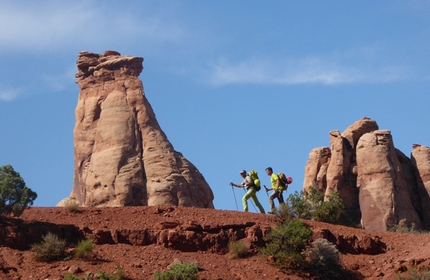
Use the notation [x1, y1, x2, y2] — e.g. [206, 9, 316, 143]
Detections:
[59, 50, 214, 208]
[303, 117, 430, 231]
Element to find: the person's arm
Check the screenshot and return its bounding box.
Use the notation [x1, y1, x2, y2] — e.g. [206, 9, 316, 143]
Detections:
[230, 182, 244, 188]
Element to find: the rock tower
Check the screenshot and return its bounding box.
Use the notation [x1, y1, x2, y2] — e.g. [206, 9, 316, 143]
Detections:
[59, 51, 214, 208]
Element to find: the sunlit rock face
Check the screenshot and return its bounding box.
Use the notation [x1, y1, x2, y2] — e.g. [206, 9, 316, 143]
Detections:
[303, 117, 430, 231]
[58, 50, 214, 208]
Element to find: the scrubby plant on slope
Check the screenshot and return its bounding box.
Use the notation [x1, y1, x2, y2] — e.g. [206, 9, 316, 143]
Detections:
[33, 232, 66, 262]
[228, 240, 249, 259]
[153, 261, 198, 280]
[74, 239, 94, 259]
[286, 187, 351, 225]
[259, 219, 313, 269]
[0, 164, 37, 216]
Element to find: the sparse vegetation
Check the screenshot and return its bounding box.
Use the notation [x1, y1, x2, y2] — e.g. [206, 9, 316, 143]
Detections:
[304, 238, 341, 275]
[274, 203, 294, 222]
[63, 267, 128, 280]
[0, 164, 37, 216]
[389, 223, 427, 234]
[286, 187, 351, 226]
[33, 232, 66, 262]
[259, 219, 313, 269]
[64, 199, 80, 213]
[153, 261, 199, 280]
[74, 239, 94, 259]
[395, 267, 430, 280]
[228, 240, 249, 258]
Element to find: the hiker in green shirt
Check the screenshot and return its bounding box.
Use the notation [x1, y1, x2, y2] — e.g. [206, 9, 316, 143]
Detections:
[264, 167, 285, 214]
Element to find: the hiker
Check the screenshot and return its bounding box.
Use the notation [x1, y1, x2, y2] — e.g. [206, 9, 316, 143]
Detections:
[264, 167, 285, 214]
[230, 170, 265, 213]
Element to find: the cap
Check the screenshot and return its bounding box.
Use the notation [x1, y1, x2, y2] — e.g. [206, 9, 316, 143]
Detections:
[239, 170, 246, 174]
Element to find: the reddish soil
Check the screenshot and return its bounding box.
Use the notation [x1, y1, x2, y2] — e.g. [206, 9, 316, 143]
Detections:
[1, 206, 430, 280]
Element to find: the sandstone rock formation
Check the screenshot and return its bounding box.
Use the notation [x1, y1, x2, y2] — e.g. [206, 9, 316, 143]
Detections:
[58, 51, 214, 208]
[303, 117, 430, 231]
[356, 130, 421, 231]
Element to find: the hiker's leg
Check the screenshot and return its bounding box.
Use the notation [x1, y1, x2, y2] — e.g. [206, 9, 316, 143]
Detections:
[242, 189, 253, 212]
[251, 193, 265, 214]
[268, 191, 277, 212]
[277, 192, 285, 205]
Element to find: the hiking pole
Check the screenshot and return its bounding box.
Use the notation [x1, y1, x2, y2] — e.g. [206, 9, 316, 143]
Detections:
[243, 188, 258, 212]
[264, 185, 269, 197]
[231, 185, 239, 211]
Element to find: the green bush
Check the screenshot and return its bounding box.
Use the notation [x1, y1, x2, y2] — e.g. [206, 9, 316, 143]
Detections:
[286, 187, 348, 225]
[63, 273, 85, 280]
[153, 261, 198, 280]
[63, 268, 127, 280]
[0, 164, 37, 216]
[75, 239, 94, 259]
[259, 219, 313, 269]
[33, 232, 66, 262]
[228, 240, 249, 258]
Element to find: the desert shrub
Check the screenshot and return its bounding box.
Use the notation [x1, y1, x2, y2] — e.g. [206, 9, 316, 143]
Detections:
[305, 238, 340, 267]
[395, 267, 430, 279]
[74, 239, 94, 259]
[153, 261, 198, 280]
[64, 199, 80, 213]
[286, 187, 348, 225]
[274, 203, 294, 222]
[63, 274, 85, 280]
[228, 240, 249, 258]
[259, 219, 313, 269]
[63, 267, 127, 280]
[389, 223, 427, 234]
[33, 232, 66, 262]
[0, 164, 37, 216]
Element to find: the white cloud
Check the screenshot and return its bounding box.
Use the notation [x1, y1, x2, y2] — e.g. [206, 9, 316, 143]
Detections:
[0, 1, 186, 52]
[208, 51, 410, 86]
[0, 86, 25, 101]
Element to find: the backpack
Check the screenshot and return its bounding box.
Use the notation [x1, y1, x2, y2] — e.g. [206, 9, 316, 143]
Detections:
[278, 172, 292, 191]
[248, 170, 261, 191]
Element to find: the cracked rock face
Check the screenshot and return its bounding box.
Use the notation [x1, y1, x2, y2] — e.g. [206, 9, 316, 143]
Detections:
[59, 51, 214, 208]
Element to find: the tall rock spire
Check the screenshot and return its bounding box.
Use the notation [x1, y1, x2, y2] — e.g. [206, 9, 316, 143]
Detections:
[59, 50, 214, 208]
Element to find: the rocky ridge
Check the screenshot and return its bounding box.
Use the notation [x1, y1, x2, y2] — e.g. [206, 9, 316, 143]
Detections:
[3, 206, 430, 279]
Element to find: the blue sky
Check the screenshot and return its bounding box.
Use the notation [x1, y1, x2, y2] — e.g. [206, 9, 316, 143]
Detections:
[1, 1, 429, 212]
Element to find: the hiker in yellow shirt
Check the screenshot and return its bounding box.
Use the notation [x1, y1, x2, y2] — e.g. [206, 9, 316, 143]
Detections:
[230, 170, 265, 213]
[264, 167, 285, 214]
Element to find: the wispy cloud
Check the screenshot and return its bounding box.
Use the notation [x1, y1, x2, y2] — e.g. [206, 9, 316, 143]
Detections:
[207, 50, 410, 86]
[0, 86, 26, 101]
[0, 1, 186, 52]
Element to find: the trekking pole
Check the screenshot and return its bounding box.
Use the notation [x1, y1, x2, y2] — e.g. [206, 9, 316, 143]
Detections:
[264, 185, 269, 197]
[231, 185, 239, 211]
[243, 188, 258, 212]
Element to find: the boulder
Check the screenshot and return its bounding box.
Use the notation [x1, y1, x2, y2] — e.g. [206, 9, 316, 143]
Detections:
[59, 51, 214, 208]
[356, 130, 421, 230]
